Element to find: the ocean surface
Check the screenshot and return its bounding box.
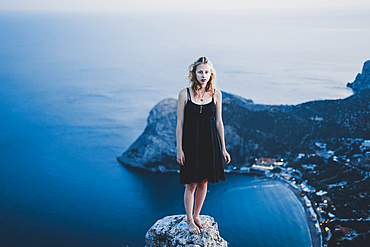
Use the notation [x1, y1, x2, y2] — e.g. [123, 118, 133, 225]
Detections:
[0, 10, 369, 246]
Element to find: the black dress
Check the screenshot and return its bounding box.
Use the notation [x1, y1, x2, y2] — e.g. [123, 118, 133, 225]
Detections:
[180, 88, 226, 184]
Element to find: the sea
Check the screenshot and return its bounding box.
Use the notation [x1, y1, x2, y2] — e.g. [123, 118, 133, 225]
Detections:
[0, 9, 369, 246]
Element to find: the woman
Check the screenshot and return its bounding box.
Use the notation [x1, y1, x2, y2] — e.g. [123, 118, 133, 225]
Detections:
[176, 56, 231, 235]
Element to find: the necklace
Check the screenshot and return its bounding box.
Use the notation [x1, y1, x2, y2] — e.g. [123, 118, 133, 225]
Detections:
[199, 91, 206, 102]
[199, 90, 206, 114]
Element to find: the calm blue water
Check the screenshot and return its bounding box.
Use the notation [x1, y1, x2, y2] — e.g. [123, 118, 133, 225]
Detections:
[1, 10, 368, 246]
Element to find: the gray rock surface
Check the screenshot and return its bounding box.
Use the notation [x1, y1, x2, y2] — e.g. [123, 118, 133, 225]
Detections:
[117, 98, 178, 172]
[347, 60, 370, 91]
[145, 215, 227, 247]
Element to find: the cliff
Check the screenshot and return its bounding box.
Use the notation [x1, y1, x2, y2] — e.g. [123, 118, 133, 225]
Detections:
[347, 60, 370, 91]
[145, 215, 227, 247]
[117, 98, 178, 172]
[117, 63, 370, 171]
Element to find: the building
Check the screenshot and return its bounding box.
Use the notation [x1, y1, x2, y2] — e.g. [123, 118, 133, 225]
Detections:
[274, 160, 285, 166]
[322, 196, 332, 204]
[335, 225, 350, 236]
[251, 163, 273, 170]
[360, 140, 370, 152]
[315, 142, 327, 149]
[316, 190, 328, 196]
[327, 181, 347, 190]
[297, 153, 305, 159]
[302, 164, 317, 170]
[300, 183, 316, 193]
[256, 158, 276, 165]
[308, 206, 317, 221]
[303, 195, 311, 207]
[315, 222, 322, 235]
[252, 158, 276, 170]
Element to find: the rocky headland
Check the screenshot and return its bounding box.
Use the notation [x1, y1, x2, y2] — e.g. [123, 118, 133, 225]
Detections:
[145, 215, 227, 247]
[347, 60, 370, 91]
[117, 60, 370, 172]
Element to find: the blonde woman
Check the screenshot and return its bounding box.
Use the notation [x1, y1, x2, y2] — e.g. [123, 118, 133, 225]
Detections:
[176, 56, 231, 234]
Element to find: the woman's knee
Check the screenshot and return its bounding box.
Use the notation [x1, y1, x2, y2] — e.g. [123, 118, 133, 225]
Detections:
[197, 180, 208, 190]
[186, 183, 197, 192]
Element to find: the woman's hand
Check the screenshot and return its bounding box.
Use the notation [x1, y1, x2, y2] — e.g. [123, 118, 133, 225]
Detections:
[177, 149, 185, 166]
[222, 149, 231, 164]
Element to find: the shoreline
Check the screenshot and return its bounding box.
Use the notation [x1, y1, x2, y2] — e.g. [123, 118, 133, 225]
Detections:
[280, 178, 322, 247]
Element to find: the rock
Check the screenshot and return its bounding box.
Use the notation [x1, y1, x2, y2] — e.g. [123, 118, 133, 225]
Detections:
[145, 215, 227, 247]
[347, 60, 370, 91]
[117, 98, 179, 172]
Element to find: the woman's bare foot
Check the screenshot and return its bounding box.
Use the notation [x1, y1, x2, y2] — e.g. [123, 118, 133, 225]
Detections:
[193, 216, 207, 229]
[187, 218, 200, 234]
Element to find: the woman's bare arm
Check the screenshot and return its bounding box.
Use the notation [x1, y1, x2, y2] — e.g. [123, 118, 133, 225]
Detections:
[176, 89, 187, 166]
[214, 89, 231, 164]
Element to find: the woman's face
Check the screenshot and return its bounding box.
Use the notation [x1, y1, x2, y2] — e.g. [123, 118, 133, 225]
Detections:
[196, 63, 212, 85]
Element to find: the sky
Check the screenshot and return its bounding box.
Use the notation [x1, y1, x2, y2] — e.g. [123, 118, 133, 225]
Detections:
[1, 0, 370, 12]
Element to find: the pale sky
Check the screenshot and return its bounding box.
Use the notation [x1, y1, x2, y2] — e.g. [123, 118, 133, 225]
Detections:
[1, 0, 370, 12]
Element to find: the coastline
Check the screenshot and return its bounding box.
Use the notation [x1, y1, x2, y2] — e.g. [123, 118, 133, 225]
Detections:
[281, 178, 322, 247]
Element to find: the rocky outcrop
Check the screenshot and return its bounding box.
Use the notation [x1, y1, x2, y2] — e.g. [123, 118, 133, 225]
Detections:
[145, 215, 227, 247]
[117, 98, 178, 172]
[347, 60, 370, 91]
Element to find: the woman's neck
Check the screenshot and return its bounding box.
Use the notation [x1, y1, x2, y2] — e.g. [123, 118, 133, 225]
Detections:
[199, 84, 207, 92]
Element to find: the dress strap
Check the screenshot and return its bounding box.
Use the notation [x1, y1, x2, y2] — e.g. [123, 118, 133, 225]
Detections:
[186, 87, 192, 101]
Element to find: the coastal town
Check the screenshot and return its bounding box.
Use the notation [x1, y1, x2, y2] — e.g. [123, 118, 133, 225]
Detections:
[226, 138, 370, 247]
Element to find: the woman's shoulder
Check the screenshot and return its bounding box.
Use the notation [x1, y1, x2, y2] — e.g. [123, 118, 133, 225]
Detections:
[178, 88, 189, 101]
[213, 88, 222, 105]
[179, 87, 188, 93]
[214, 88, 222, 98]
[179, 88, 188, 96]
[214, 88, 221, 94]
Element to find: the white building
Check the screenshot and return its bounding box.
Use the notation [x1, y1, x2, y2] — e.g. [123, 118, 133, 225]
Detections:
[315, 222, 322, 235]
[360, 140, 370, 152]
[316, 190, 328, 196]
[327, 181, 347, 190]
[315, 142, 327, 149]
[308, 207, 317, 221]
[303, 195, 311, 207]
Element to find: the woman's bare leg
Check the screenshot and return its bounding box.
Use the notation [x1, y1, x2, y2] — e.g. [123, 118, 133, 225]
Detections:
[184, 183, 200, 234]
[193, 180, 208, 228]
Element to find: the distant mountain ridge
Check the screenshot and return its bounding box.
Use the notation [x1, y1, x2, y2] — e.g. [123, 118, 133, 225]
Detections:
[117, 62, 370, 172]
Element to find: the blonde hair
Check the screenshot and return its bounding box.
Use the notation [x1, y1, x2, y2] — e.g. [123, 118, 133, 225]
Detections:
[187, 56, 216, 98]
